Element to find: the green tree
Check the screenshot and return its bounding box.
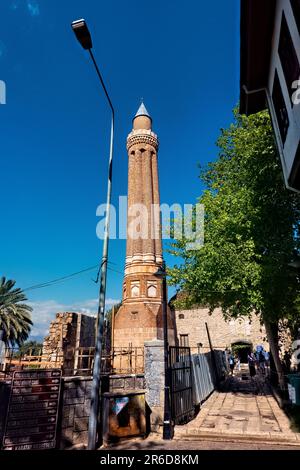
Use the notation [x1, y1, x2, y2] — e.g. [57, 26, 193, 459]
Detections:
[0, 277, 33, 347]
[169, 110, 300, 388]
[18, 340, 43, 357]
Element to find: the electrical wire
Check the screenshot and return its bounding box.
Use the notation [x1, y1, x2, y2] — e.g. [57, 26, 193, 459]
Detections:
[0, 261, 118, 299]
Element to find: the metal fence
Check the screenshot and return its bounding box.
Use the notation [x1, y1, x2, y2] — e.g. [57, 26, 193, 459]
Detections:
[169, 346, 195, 425]
[191, 350, 228, 405]
[191, 353, 214, 404]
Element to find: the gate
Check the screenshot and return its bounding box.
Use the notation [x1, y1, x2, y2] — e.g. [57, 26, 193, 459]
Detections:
[168, 346, 194, 425]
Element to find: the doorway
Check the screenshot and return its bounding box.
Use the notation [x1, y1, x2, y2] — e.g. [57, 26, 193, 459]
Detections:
[231, 341, 252, 363]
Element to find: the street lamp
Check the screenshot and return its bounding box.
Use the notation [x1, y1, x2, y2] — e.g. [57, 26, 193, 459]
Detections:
[71, 19, 115, 450]
[155, 262, 173, 440]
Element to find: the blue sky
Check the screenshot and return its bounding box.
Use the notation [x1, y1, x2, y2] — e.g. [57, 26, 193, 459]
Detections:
[0, 0, 239, 339]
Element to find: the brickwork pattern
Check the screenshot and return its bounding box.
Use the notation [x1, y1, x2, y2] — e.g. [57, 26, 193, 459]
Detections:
[114, 108, 174, 350]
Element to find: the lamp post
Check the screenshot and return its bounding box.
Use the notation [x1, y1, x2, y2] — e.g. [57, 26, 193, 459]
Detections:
[71, 19, 115, 450]
[155, 262, 173, 439]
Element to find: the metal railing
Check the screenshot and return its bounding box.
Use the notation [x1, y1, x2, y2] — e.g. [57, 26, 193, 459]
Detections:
[168, 346, 195, 425]
[1, 346, 144, 377]
[112, 347, 144, 375]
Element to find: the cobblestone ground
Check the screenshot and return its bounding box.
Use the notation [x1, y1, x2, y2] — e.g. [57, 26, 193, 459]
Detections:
[174, 366, 300, 446]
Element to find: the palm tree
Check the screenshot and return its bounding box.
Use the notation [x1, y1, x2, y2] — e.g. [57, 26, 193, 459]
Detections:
[0, 277, 33, 346]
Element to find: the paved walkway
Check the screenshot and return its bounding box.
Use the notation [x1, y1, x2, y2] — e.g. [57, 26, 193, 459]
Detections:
[104, 436, 300, 450]
[175, 367, 300, 446]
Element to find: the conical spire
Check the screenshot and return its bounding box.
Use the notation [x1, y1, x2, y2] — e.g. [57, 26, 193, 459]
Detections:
[135, 101, 151, 119]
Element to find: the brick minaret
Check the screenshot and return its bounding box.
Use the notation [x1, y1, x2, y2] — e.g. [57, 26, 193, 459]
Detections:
[113, 103, 175, 349]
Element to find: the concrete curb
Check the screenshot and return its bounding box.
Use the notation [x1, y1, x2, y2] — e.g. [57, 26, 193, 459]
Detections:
[174, 430, 300, 447]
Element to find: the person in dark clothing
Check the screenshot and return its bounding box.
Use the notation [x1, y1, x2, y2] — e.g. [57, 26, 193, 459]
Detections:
[283, 351, 291, 374]
[258, 350, 266, 374]
[248, 352, 256, 378]
[228, 353, 235, 376]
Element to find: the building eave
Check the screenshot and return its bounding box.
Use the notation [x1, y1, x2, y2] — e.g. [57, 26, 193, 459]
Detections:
[240, 0, 276, 115]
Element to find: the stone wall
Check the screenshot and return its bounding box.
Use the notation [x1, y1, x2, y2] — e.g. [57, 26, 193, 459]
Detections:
[59, 373, 146, 449]
[59, 376, 92, 449]
[174, 307, 268, 352]
[144, 339, 165, 433]
[109, 374, 145, 392]
[43, 312, 74, 357]
[42, 312, 96, 373]
[0, 375, 93, 450]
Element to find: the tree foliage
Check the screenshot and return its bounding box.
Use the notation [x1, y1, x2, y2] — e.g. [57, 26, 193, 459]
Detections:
[169, 109, 300, 331]
[18, 340, 43, 357]
[0, 277, 33, 346]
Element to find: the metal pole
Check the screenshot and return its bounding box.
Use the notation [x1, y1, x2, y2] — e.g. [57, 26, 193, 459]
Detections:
[111, 305, 115, 352]
[162, 262, 173, 440]
[205, 322, 219, 388]
[87, 49, 115, 450]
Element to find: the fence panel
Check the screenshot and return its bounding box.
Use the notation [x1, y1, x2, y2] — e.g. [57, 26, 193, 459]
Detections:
[191, 353, 214, 405]
[169, 346, 195, 425]
[191, 350, 228, 406]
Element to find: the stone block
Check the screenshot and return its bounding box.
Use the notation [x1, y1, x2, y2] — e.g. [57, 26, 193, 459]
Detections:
[74, 417, 89, 432]
[111, 378, 125, 389]
[74, 402, 91, 418]
[136, 377, 145, 389]
[65, 396, 85, 405]
[125, 378, 136, 389]
[61, 427, 73, 444]
[149, 407, 163, 433]
[62, 406, 75, 428]
[73, 431, 88, 446]
[63, 382, 77, 389]
[64, 388, 78, 399]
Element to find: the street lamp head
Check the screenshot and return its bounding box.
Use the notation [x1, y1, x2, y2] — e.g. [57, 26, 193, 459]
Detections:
[71, 19, 93, 50]
[154, 262, 167, 277]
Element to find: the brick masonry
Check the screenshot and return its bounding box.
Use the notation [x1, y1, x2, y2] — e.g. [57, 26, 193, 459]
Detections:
[114, 106, 175, 350]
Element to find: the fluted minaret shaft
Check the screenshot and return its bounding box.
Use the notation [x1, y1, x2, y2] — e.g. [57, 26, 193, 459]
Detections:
[113, 102, 175, 351]
[125, 105, 162, 276]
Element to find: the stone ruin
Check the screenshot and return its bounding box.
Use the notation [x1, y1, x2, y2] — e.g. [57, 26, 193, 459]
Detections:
[42, 312, 96, 375]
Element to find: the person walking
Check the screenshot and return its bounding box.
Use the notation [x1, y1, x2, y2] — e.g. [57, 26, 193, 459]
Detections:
[258, 349, 266, 375]
[236, 354, 241, 372]
[248, 352, 256, 379]
[228, 352, 235, 376]
[264, 350, 270, 376]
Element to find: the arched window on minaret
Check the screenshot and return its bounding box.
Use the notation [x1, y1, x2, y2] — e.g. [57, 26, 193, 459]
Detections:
[147, 282, 157, 298]
[131, 281, 140, 297]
